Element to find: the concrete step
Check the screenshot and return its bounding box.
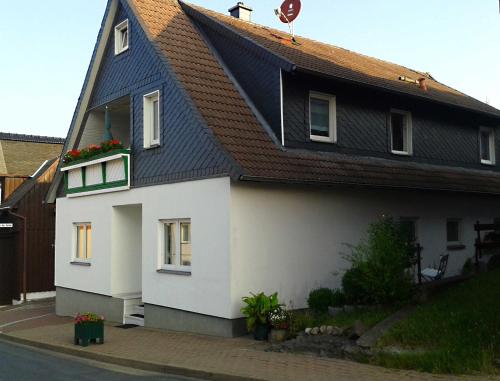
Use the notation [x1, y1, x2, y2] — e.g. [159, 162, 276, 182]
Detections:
[135, 305, 144, 315]
[124, 313, 144, 327]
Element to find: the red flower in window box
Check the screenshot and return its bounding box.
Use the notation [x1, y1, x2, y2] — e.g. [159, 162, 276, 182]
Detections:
[63, 140, 124, 164]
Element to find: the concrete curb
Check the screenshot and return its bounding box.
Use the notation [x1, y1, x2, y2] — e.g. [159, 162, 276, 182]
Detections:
[0, 333, 261, 381]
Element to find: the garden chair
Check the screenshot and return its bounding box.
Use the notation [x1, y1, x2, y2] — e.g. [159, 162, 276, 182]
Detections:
[421, 254, 449, 282]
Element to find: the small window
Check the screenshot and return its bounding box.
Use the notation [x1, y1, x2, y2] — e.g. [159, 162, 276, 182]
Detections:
[160, 220, 191, 271]
[390, 110, 412, 155]
[114, 19, 129, 55]
[446, 219, 461, 244]
[309, 92, 336, 143]
[479, 127, 495, 165]
[400, 218, 418, 244]
[143, 91, 160, 148]
[75, 223, 92, 261]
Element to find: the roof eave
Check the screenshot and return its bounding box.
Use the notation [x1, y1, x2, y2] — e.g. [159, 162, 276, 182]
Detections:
[239, 174, 500, 196]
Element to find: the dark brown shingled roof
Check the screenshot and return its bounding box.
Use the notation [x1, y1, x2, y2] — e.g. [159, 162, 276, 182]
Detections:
[186, 3, 500, 118]
[128, 0, 500, 195]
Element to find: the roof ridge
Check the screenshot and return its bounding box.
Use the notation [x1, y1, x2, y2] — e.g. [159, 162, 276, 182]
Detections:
[187, 3, 436, 82]
[0, 132, 65, 144]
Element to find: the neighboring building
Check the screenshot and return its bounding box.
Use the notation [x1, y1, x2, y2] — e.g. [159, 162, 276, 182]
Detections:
[0, 158, 60, 304]
[49, 0, 500, 337]
[0, 133, 64, 203]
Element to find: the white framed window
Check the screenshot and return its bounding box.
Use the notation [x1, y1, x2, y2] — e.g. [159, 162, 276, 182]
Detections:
[309, 91, 337, 143]
[390, 109, 412, 155]
[143, 90, 160, 148]
[479, 127, 495, 165]
[74, 223, 92, 261]
[446, 218, 462, 245]
[114, 19, 129, 55]
[159, 219, 191, 271]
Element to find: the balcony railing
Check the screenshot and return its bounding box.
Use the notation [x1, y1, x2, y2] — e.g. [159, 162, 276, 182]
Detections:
[61, 149, 130, 197]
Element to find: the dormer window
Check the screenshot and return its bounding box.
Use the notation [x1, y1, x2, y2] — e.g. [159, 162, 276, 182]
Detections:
[390, 109, 412, 155]
[480, 127, 495, 165]
[114, 20, 129, 55]
[309, 92, 337, 143]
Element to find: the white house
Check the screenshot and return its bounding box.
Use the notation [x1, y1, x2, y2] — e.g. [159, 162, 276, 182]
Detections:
[49, 0, 500, 337]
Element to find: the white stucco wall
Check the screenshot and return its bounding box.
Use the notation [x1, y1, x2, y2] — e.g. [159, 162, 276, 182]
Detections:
[57, 175, 500, 322]
[229, 182, 500, 318]
[56, 177, 232, 318]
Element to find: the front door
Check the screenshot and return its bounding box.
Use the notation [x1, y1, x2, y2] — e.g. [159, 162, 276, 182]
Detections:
[0, 231, 17, 304]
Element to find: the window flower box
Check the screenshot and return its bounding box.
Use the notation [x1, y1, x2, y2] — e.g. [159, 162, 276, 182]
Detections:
[61, 148, 130, 197]
[74, 313, 104, 347]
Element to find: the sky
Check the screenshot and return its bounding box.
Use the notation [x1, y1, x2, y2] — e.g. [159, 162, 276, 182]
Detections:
[0, 1, 498, 138]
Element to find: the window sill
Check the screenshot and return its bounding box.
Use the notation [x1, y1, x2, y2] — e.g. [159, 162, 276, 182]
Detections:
[70, 261, 91, 267]
[157, 269, 191, 276]
[144, 143, 161, 150]
[310, 136, 336, 144]
[447, 244, 466, 251]
[391, 150, 412, 156]
[115, 46, 129, 56]
[480, 160, 495, 166]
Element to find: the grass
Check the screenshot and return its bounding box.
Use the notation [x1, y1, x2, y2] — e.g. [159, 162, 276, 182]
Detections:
[290, 306, 396, 334]
[373, 268, 500, 375]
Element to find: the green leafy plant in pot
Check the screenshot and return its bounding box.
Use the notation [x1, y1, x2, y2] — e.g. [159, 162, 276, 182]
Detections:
[241, 292, 282, 341]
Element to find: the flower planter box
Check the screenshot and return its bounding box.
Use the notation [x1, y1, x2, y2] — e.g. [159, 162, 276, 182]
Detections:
[61, 149, 130, 197]
[74, 321, 104, 347]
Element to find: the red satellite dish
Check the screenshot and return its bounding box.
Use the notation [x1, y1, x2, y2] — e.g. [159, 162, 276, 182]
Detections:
[279, 0, 301, 23]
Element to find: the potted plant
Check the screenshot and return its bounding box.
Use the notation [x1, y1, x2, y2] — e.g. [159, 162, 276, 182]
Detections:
[74, 312, 105, 347]
[241, 292, 282, 341]
[268, 306, 290, 343]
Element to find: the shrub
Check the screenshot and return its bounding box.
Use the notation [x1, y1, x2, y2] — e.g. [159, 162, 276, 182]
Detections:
[462, 258, 474, 275]
[307, 288, 334, 313]
[343, 216, 414, 305]
[331, 288, 347, 307]
[342, 267, 372, 305]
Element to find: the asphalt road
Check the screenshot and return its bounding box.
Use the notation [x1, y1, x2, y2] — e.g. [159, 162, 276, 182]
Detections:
[0, 340, 201, 381]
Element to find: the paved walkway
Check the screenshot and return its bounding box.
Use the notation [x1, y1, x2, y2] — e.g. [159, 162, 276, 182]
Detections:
[0, 301, 498, 381]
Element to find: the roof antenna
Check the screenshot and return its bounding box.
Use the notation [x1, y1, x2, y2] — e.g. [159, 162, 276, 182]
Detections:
[274, 0, 302, 44]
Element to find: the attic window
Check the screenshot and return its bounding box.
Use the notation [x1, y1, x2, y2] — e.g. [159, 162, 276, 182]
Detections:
[114, 19, 129, 55]
[390, 109, 412, 155]
[309, 91, 337, 143]
[480, 127, 495, 165]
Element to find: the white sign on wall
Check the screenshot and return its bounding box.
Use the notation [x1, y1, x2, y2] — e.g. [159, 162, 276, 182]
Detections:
[0, 223, 14, 228]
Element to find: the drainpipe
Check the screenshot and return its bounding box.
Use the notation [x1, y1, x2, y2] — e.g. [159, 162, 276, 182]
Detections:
[8, 210, 28, 303]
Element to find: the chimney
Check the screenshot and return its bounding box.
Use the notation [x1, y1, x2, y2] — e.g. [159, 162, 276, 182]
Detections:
[228, 2, 253, 22]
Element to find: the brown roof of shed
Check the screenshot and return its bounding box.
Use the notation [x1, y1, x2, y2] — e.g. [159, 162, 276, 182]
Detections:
[128, 0, 500, 194]
[0, 133, 64, 177]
